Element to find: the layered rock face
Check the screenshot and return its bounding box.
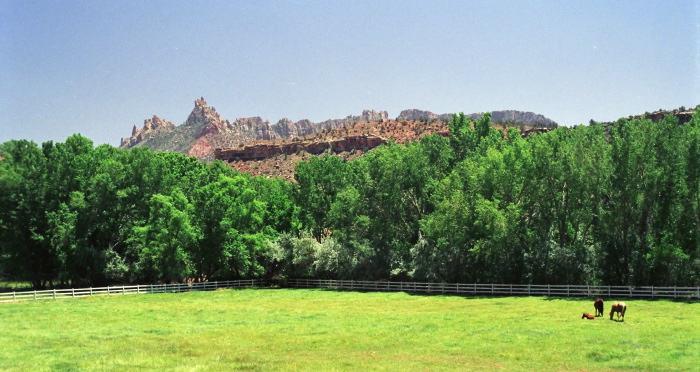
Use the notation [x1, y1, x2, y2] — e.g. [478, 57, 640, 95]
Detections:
[214, 135, 387, 162]
[120, 115, 175, 147]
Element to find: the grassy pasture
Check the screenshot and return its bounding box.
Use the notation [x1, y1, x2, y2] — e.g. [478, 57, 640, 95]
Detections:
[0, 288, 698, 371]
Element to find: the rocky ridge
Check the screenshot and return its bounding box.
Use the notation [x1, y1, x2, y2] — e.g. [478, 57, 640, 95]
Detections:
[120, 115, 175, 147]
[215, 135, 388, 162]
[120, 97, 557, 162]
[216, 117, 560, 181]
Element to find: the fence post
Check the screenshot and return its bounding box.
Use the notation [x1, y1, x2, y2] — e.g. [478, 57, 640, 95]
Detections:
[53, 289, 56, 300]
[674, 287, 677, 299]
[651, 286, 654, 299]
[72, 288, 75, 298]
[608, 285, 610, 297]
[33, 290, 36, 300]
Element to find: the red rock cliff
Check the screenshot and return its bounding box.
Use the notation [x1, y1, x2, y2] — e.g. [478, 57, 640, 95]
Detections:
[214, 135, 387, 162]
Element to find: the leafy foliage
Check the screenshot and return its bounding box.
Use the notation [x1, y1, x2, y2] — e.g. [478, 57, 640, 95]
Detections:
[2, 109, 700, 287]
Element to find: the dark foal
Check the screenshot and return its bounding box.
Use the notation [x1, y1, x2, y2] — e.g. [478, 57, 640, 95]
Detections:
[594, 298, 604, 317]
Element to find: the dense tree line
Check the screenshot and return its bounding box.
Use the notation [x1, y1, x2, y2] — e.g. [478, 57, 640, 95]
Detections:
[284, 110, 700, 286]
[0, 138, 298, 288]
[2, 109, 700, 288]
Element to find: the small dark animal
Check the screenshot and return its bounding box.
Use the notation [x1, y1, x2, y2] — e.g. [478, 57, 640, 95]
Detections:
[582, 313, 595, 319]
[609, 301, 627, 321]
[594, 298, 604, 317]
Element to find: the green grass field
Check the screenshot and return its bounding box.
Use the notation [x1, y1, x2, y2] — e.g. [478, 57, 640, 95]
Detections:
[1, 288, 698, 371]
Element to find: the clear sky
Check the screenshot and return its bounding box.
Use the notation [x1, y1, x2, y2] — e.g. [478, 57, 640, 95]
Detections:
[1, 0, 698, 147]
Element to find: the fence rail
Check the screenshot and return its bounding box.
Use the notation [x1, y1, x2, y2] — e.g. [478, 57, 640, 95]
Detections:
[0, 279, 262, 303]
[280, 279, 700, 300]
[1, 279, 698, 303]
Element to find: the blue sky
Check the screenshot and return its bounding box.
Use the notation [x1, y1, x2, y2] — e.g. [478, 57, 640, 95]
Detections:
[1, 0, 698, 146]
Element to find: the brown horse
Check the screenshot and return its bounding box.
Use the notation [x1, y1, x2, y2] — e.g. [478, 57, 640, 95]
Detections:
[594, 298, 604, 317]
[609, 302, 627, 321]
[582, 313, 595, 319]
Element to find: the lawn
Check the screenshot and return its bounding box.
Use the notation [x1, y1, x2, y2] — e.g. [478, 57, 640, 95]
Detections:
[0, 288, 698, 371]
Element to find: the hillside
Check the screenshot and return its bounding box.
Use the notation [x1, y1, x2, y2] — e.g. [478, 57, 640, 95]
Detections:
[218, 118, 552, 181]
[594, 106, 698, 128]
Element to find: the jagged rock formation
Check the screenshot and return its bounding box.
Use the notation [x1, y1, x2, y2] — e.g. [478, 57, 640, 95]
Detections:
[397, 109, 439, 121]
[186, 97, 227, 135]
[272, 118, 316, 139]
[119, 98, 394, 158]
[316, 110, 389, 131]
[120, 115, 175, 147]
[120, 97, 557, 162]
[467, 110, 557, 127]
[397, 109, 557, 127]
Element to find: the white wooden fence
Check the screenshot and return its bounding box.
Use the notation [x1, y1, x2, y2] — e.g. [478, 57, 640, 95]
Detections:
[1, 279, 698, 303]
[280, 279, 700, 300]
[0, 279, 262, 303]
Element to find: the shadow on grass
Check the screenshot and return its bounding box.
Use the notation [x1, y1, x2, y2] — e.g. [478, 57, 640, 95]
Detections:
[0, 281, 33, 293]
[279, 286, 569, 301]
[540, 296, 699, 304]
[277, 286, 700, 305]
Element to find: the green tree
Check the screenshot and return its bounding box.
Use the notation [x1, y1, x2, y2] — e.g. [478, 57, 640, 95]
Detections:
[192, 174, 272, 280]
[132, 189, 198, 282]
[294, 155, 353, 240]
[0, 140, 55, 287]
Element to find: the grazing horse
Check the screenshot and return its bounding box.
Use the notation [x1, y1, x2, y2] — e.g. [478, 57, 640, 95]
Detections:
[594, 298, 604, 317]
[582, 313, 595, 319]
[609, 302, 627, 321]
